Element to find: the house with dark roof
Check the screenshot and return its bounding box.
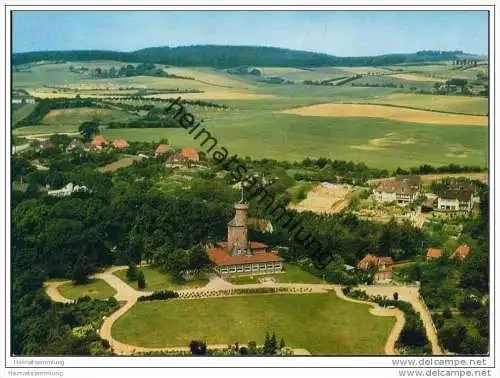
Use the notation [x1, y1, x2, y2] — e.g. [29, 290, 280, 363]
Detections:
[357, 254, 394, 282]
[435, 180, 476, 212]
[374, 175, 421, 204]
[437, 188, 474, 212]
[207, 200, 283, 277]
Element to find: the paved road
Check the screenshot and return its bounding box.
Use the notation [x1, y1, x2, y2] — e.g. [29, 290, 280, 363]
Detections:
[44, 267, 439, 356]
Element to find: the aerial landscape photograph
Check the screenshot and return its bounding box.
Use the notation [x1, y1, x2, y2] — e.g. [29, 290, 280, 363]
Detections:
[8, 8, 491, 361]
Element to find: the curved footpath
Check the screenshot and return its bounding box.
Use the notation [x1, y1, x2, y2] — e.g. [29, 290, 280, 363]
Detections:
[44, 266, 441, 356]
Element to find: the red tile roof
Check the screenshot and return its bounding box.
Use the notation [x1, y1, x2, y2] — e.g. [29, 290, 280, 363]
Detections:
[217, 241, 268, 251]
[112, 139, 129, 149]
[207, 247, 283, 266]
[180, 148, 199, 161]
[155, 144, 171, 154]
[91, 135, 109, 146]
[451, 244, 471, 260]
[426, 248, 443, 259]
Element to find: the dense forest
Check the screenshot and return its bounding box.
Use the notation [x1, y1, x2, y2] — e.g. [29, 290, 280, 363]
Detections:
[13, 45, 471, 68]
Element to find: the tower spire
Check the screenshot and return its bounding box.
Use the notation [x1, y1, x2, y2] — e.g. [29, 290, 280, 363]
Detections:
[240, 185, 245, 203]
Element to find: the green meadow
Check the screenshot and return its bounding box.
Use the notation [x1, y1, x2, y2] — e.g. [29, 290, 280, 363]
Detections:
[12, 61, 488, 170]
[112, 291, 394, 354]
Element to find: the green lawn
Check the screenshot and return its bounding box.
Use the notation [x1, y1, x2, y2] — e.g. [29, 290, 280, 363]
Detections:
[114, 266, 208, 291]
[227, 263, 323, 285]
[112, 291, 395, 354]
[58, 279, 117, 300]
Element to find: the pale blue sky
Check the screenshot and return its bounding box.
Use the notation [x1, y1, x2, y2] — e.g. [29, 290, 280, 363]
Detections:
[12, 10, 488, 55]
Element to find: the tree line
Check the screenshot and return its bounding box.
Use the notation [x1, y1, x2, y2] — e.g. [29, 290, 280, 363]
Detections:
[13, 46, 466, 68]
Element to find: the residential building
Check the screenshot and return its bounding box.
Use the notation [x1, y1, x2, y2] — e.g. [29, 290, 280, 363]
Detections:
[207, 199, 283, 277]
[178, 147, 199, 162]
[450, 244, 471, 261]
[374, 175, 421, 204]
[154, 144, 172, 156]
[437, 189, 474, 212]
[48, 182, 89, 197]
[167, 147, 200, 167]
[112, 139, 129, 150]
[38, 139, 55, 150]
[426, 248, 443, 260]
[67, 139, 84, 151]
[91, 135, 110, 149]
[357, 254, 394, 282]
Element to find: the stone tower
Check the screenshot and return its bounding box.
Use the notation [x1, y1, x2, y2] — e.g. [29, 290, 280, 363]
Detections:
[227, 201, 249, 255]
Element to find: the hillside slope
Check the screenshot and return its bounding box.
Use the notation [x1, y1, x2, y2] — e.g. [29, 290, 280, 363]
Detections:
[13, 45, 472, 68]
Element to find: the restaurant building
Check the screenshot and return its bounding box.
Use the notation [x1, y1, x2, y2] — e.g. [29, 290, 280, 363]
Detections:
[207, 200, 283, 276]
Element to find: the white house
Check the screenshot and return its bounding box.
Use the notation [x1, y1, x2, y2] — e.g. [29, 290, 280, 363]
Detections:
[48, 183, 89, 197]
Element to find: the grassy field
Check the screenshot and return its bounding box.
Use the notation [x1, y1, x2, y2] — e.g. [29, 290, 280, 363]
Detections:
[227, 263, 323, 285]
[98, 156, 142, 172]
[13, 124, 80, 136]
[112, 291, 394, 354]
[40, 107, 137, 125]
[102, 113, 487, 170]
[12, 60, 489, 169]
[114, 266, 208, 291]
[58, 279, 117, 300]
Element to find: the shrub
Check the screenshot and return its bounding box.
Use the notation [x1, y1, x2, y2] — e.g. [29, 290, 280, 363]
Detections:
[126, 262, 138, 282]
[138, 290, 179, 302]
[137, 270, 146, 289]
[189, 340, 207, 355]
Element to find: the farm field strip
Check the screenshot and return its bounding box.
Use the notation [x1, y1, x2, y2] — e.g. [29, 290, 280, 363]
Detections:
[279, 103, 487, 126]
[351, 93, 488, 116]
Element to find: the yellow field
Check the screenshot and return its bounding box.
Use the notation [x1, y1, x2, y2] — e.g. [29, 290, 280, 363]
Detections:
[279, 103, 487, 126]
[390, 74, 444, 82]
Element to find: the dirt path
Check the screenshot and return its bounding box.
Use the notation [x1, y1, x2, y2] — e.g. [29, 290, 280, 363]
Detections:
[359, 284, 443, 355]
[44, 281, 74, 304]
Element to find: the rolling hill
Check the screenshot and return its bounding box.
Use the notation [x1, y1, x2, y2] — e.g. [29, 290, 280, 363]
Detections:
[12, 45, 477, 68]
